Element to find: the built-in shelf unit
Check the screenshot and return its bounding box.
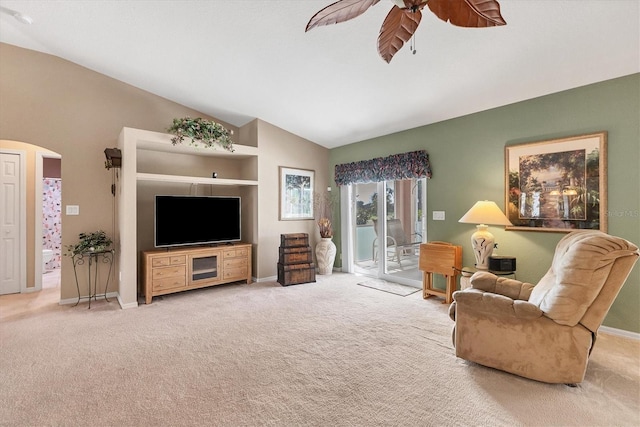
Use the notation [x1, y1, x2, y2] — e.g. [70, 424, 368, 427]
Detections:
[116, 127, 258, 308]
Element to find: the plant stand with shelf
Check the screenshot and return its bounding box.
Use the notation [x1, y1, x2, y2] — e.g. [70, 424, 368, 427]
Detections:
[71, 249, 115, 309]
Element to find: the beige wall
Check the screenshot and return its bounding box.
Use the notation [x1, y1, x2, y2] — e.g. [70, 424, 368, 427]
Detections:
[256, 120, 330, 279]
[0, 43, 330, 301]
[0, 43, 238, 300]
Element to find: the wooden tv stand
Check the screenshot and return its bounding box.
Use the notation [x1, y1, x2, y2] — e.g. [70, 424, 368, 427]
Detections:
[141, 243, 251, 304]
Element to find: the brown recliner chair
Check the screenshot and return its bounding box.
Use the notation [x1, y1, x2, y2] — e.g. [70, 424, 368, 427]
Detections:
[449, 230, 639, 384]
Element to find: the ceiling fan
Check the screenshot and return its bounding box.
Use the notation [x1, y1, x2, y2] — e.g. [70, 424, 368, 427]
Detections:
[306, 0, 506, 63]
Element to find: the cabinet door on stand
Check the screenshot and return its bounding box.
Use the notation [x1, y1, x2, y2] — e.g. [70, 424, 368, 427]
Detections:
[188, 251, 221, 286]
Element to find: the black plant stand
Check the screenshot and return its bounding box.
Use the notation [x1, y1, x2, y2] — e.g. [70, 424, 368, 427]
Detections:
[72, 249, 115, 309]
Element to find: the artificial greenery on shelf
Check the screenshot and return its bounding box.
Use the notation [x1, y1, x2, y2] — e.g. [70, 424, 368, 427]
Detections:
[65, 230, 113, 256]
[167, 117, 234, 152]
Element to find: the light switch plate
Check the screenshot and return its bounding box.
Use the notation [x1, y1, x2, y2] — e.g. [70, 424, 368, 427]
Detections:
[66, 205, 80, 215]
[433, 211, 445, 220]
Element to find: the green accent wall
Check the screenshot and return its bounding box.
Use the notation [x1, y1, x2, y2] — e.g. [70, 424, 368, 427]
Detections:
[330, 74, 640, 333]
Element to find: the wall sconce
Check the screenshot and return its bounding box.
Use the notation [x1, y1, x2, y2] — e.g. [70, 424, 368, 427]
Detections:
[104, 148, 122, 169]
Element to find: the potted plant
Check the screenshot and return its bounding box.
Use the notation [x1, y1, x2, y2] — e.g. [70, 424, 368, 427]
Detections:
[314, 191, 337, 274]
[65, 230, 113, 256]
[168, 117, 234, 152]
[317, 217, 332, 239]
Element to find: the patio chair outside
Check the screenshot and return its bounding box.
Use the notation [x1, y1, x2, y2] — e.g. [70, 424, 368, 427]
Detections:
[372, 219, 421, 266]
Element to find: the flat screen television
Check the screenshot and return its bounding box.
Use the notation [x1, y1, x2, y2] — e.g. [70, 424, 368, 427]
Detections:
[154, 195, 241, 248]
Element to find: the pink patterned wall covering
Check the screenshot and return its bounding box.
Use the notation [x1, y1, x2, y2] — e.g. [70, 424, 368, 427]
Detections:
[43, 178, 62, 270]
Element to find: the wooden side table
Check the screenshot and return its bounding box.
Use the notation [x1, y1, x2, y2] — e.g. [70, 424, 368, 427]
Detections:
[460, 268, 516, 290]
[419, 242, 462, 304]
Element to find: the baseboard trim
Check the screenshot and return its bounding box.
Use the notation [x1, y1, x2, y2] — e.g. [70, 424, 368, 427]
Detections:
[59, 291, 119, 306]
[599, 325, 640, 341]
[255, 271, 339, 283]
[117, 293, 138, 309]
[59, 297, 76, 306]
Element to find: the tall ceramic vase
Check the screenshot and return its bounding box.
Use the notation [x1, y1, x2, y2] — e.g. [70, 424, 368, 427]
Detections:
[316, 237, 336, 275]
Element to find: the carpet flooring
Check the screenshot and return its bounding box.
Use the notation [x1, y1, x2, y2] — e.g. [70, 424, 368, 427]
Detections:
[356, 278, 421, 296]
[1, 272, 638, 426]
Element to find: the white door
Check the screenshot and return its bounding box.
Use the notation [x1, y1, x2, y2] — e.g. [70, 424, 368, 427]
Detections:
[1, 153, 22, 294]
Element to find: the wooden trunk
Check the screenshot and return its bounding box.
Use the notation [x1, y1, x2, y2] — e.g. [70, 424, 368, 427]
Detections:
[279, 246, 313, 264]
[280, 233, 309, 248]
[277, 262, 316, 286]
[278, 233, 315, 286]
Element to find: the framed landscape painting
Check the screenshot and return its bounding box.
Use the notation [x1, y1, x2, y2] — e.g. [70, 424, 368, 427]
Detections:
[505, 132, 607, 232]
[279, 167, 314, 220]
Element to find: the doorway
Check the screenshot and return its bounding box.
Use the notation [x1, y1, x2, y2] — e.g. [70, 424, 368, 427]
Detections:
[0, 151, 26, 295]
[35, 152, 62, 291]
[0, 142, 62, 296]
[344, 178, 426, 287]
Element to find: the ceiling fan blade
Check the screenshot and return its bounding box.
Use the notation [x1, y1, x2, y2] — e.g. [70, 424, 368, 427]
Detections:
[400, 0, 429, 10]
[377, 6, 422, 63]
[306, 0, 381, 32]
[427, 0, 506, 27]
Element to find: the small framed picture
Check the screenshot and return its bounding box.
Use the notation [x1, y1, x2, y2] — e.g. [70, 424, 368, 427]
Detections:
[505, 132, 607, 232]
[279, 167, 314, 220]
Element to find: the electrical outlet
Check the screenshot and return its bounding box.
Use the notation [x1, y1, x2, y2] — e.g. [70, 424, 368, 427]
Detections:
[433, 211, 445, 220]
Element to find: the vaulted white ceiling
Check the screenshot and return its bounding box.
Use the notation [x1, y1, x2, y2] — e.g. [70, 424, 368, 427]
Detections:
[1, 1, 638, 148]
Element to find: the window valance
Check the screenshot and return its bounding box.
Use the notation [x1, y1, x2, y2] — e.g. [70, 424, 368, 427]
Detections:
[334, 150, 432, 186]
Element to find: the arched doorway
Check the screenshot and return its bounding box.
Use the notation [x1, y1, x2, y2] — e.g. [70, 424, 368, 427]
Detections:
[0, 140, 62, 297]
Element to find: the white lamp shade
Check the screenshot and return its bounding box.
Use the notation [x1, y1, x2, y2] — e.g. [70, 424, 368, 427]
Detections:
[459, 201, 512, 226]
[459, 201, 511, 270]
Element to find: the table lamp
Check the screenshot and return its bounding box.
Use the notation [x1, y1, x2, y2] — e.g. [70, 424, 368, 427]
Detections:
[459, 200, 512, 270]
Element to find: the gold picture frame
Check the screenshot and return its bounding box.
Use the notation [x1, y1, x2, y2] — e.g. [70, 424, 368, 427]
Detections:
[505, 132, 607, 232]
[279, 166, 315, 220]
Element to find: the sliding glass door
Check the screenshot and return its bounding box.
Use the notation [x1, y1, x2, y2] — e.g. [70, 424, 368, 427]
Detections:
[345, 178, 426, 287]
[381, 178, 425, 283]
[351, 182, 379, 277]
